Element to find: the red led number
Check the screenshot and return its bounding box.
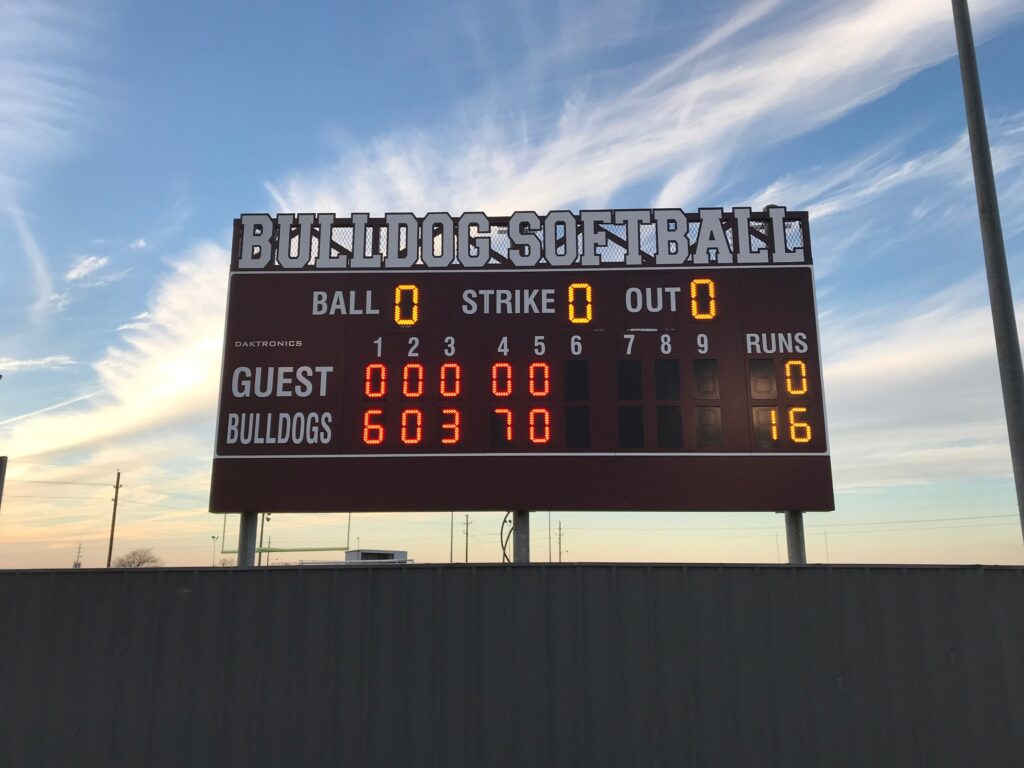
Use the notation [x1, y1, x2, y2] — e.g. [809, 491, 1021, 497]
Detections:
[440, 363, 462, 398]
[402, 363, 424, 398]
[528, 362, 550, 397]
[441, 408, 461, 445]
[494, 408, 513, 441]
[400, 409, 423, 445]
[362, 409, 385, 445]
[364, 363, 386, 398]
[528, 408, 551, 444]
[491, 363, 513, 397]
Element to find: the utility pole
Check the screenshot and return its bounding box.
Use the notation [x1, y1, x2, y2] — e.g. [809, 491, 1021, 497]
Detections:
[952, 0, 1024, 544]
[548, 510, 552, 562]
[450, 511, 454, 563]
[463, 514, 471, 563]
[557, 521, 563, 563]
[105, 469, 121, 568]
[258, 512, 269, 566]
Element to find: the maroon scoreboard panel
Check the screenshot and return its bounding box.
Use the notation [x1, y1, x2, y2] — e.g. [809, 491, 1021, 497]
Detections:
[210, 212, 833, 513]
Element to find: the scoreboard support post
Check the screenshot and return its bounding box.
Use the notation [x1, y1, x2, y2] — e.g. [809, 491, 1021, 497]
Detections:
[513, 510, 530, 563]
[237, 511, 258, 567]
[0, 456, 7, 516]
[782, 510, 807, 565]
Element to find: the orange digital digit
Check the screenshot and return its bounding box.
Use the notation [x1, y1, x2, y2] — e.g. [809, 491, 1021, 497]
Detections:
[568, 282, 593, 324]
[400, 408, 424, 445]
[441, 408, 461, 445]
[788, 407, 812, 443]
[784, 360, 809, 395]
[394, 284, 419, 326]
[402, 363, 424, 398]
[491, 362, 513, 397]
[690, 278, 717, 320]
[364, 363, 387, 398]
[440, 362, 462, 398]
[528, 408, 551, 444]
[362, 409, 385, 445]
[528, 362, 550, 397]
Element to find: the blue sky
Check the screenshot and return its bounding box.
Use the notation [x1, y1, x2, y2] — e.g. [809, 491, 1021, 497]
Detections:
[2, 0, 1024, 568]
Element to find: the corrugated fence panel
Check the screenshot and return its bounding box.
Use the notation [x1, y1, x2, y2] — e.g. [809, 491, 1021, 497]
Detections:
[1, 564, 1022, 768]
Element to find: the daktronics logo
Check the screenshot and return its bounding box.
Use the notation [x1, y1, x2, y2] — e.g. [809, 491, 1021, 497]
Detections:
[233, 339, 303, 348]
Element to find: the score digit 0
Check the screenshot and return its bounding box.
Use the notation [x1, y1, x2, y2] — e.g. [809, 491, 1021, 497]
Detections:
[394, 284, 419, 326]
[568, 282, 593, 324]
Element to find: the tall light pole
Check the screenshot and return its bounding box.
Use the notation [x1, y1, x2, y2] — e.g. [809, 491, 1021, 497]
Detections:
[952, 0, 1024, 543]
[211, 535, 219, 567]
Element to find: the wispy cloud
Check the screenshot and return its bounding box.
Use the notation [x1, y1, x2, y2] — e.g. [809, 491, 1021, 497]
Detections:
[127, 238, 147, 250]
[1, 1, 96, 318]
[821, 277, 1022, 489]
[65, 255, 108, 281]
[0, 391, 96, 426]
[0, 1, 93, 172]
[270, 0, 1023, 215]
[62, 254, 131, 295]
[2, 193, 63, 315]
[0, 243, 227, 459]
[0, 355, 75, 372]
[116, 311, 151, 332]
[751, 113, 1024, 222]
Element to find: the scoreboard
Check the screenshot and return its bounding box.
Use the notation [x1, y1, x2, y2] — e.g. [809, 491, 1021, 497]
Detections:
[210, 209, 833, 513]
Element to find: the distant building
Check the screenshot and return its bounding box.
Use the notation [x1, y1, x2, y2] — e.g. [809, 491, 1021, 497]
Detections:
[345, 549, 409, 563]
[296, 549, 411, 567]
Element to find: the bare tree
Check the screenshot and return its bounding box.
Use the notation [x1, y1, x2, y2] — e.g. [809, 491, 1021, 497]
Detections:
[113, 548, 163, 568]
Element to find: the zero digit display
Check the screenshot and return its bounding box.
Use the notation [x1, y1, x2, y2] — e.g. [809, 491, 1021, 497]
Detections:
[211, 208, 834, 513]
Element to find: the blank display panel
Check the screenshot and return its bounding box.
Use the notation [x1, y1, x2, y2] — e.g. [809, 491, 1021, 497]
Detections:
[565, 359, 590, 401]
[618, 406, 644, 449]
[617, 360, 643, 401]
[693, 359, 720, 399]
[565, 406, 591, 449]
[749, 359, 777, 400]
[695, 406, 722, 449]
[656, 406, 683, 449]
[655, 359, 681, 400]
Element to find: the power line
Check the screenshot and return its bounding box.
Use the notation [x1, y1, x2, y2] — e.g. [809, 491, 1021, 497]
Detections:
[561, 513, 1017, 534]
[5, 494, 110, 501]
[17, 480, 111, 487]
[119, 498, 202, 512]
[125, 485, 208, 502]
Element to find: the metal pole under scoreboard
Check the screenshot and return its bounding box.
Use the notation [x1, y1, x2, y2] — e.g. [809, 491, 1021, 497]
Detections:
[237, 512, 258, 567]
[952, 0, 1024, 544]
[513, 510, 530, 563]
[0, 456, 7, 517]
[783, 511, 807, 565]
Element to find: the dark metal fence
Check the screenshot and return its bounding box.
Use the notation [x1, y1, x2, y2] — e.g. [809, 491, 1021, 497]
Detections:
[1, 564, 1021, 767]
